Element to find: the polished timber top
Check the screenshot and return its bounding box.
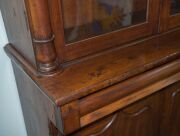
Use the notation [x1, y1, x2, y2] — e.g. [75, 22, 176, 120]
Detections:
[5, 29, 180, 106]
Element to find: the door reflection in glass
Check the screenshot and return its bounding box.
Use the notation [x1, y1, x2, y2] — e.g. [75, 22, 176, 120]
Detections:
[171, 0, 180, 15]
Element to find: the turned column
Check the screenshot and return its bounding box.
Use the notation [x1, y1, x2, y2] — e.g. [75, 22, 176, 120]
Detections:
[25, 0, 59, 75]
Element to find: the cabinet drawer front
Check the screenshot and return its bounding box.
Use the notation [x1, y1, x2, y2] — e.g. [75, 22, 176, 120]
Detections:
[72, 91, 161, 136]
[49, 0, 161, 61]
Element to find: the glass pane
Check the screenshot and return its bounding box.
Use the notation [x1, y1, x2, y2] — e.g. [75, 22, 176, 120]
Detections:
[171, 0, 180, 15]
[62, 0, 148, 43]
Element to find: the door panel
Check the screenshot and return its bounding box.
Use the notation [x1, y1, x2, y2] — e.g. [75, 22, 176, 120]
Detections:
[160, 81, 180, 136]
[72, 92, 161, 136]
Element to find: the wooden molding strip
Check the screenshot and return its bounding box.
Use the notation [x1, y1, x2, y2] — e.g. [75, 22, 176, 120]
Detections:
[33, 35, 55, 44]
[4, 44, 61, 77]
[4, 44, 39, 76]
[80, 71, 180, 127]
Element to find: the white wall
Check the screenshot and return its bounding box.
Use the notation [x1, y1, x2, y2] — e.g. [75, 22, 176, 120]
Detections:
[0, 11, 27, 136]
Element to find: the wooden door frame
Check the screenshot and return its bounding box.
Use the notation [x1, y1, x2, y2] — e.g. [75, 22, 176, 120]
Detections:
[160, 0, 180, 32]
[49, 0, 161, 62]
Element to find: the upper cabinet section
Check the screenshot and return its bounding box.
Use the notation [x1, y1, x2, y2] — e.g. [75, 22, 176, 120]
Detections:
[160, 0, 180, 32]
[62, 0, 148, 43]
[50, 0, 160, 62]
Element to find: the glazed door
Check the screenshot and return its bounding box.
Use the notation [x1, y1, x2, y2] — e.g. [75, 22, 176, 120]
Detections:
[160, 0, 180, 32]
[50, 0, 161, 62]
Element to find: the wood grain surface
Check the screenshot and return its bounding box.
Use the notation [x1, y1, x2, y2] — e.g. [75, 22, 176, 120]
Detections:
[32, 30, 180, 106]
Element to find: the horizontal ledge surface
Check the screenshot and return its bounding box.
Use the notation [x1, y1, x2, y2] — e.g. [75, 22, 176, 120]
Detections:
[36, 30, 180, 106]
[6, 29, 180, 106]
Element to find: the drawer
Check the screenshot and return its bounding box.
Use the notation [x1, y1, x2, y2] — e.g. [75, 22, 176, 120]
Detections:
[51, 89, 163, 136]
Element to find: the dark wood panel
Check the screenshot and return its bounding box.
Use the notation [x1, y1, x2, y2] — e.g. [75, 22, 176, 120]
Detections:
[72, 91, 161, 136]
[160, 81, 180, 136]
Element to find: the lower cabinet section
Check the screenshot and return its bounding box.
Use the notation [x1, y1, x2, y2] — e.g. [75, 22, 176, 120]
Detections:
[57, 81, 179, 136]
[160, 82, 180, 136]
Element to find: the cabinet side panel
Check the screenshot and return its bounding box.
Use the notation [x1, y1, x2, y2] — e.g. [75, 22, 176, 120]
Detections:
[0, 0, 36, 67]
[12, 62, 58, 136]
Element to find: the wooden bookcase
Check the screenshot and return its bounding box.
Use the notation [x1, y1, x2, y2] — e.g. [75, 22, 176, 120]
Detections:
[0, 0, 180, 135]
